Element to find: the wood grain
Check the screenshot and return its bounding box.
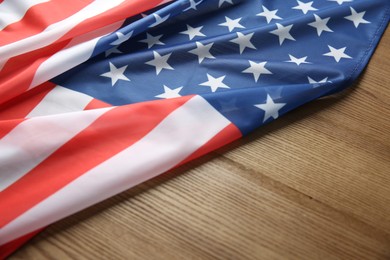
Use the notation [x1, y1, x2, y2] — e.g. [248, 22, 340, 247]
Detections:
[9, 28, 390, 259]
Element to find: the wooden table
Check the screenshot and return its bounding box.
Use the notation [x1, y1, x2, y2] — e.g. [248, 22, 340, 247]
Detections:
[10, 28, 390, 259]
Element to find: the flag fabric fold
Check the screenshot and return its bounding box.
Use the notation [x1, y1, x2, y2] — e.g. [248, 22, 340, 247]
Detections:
[0, 0, 389, 257]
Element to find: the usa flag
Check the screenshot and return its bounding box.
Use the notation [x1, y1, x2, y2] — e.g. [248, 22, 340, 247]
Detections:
[0, 0, 388, 256]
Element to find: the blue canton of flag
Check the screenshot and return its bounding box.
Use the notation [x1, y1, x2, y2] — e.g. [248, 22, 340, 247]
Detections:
[53, 0, 389, 134]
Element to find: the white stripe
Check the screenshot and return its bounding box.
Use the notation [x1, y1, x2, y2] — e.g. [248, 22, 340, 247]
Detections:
[0, 96, 231, 245]
[29, 20, 124, 89]
[0, 0, 50, 31]
[0, 0, 125, 64]
[0, 107, 112, 192]
[27, 86, 94, 118]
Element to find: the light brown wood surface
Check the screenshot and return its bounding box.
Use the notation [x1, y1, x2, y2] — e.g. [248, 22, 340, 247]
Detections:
[10, 29, 390, 259]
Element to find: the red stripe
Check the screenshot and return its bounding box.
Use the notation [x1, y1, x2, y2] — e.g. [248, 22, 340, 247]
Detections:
[0, 118, 26, 139]
[0, 0, 93, 47]
[0, 85, 108, 257]
[0, 96, 237, 256]
[0, 0, 166, 105]
[0, 229, 43, 259]
[0, 82, 54, 139]
[0, 82, 55, 120]
[0, 82, 109, 138]
[0, 40, 71, 105]
[0, 96, 192, 228]
[179, 124, 242, 166]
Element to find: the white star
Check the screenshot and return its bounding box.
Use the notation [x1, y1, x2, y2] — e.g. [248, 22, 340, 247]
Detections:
[345, 7, 370, 28]
[308, 14, 333, 36]
[110, 31, 133, 46]
[328, 0, 352, 5]
[188, 42, 215, 63]
[230, 32, 256, 54]
[139, 33, 165, 49]
[180, 25, 205, 40]
[285, 54, 311, 65]
[149, 13, 170, 28]
[200, 74, 230, 92]
[100, 62, 130, 86]
[270, 23, 296, 45]
[255, 95, 286, 123]
[105, 46, 122, 57]
[219, 0, 233, 7]
[155, 85, 183, 99]
[257, 5, 282, 24]
[242, 60, 272, 82]
[219, 16, 245, 32]
[145, 51, 174, 75]
[292, 0, 317, 14]
[323, 45, 352, 62]
[307, 76, 329, 87]
[184, 0, 203, 11]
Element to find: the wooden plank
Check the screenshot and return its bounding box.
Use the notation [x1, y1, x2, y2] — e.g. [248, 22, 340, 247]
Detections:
[9, 24, 390, 260]
[9, 160, 390, 259]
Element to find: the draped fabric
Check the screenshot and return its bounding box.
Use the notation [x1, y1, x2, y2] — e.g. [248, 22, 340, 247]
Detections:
[0, 0, 388, 257]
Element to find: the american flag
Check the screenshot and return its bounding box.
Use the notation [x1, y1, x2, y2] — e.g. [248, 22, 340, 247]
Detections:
[0, 0, 388, 256]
